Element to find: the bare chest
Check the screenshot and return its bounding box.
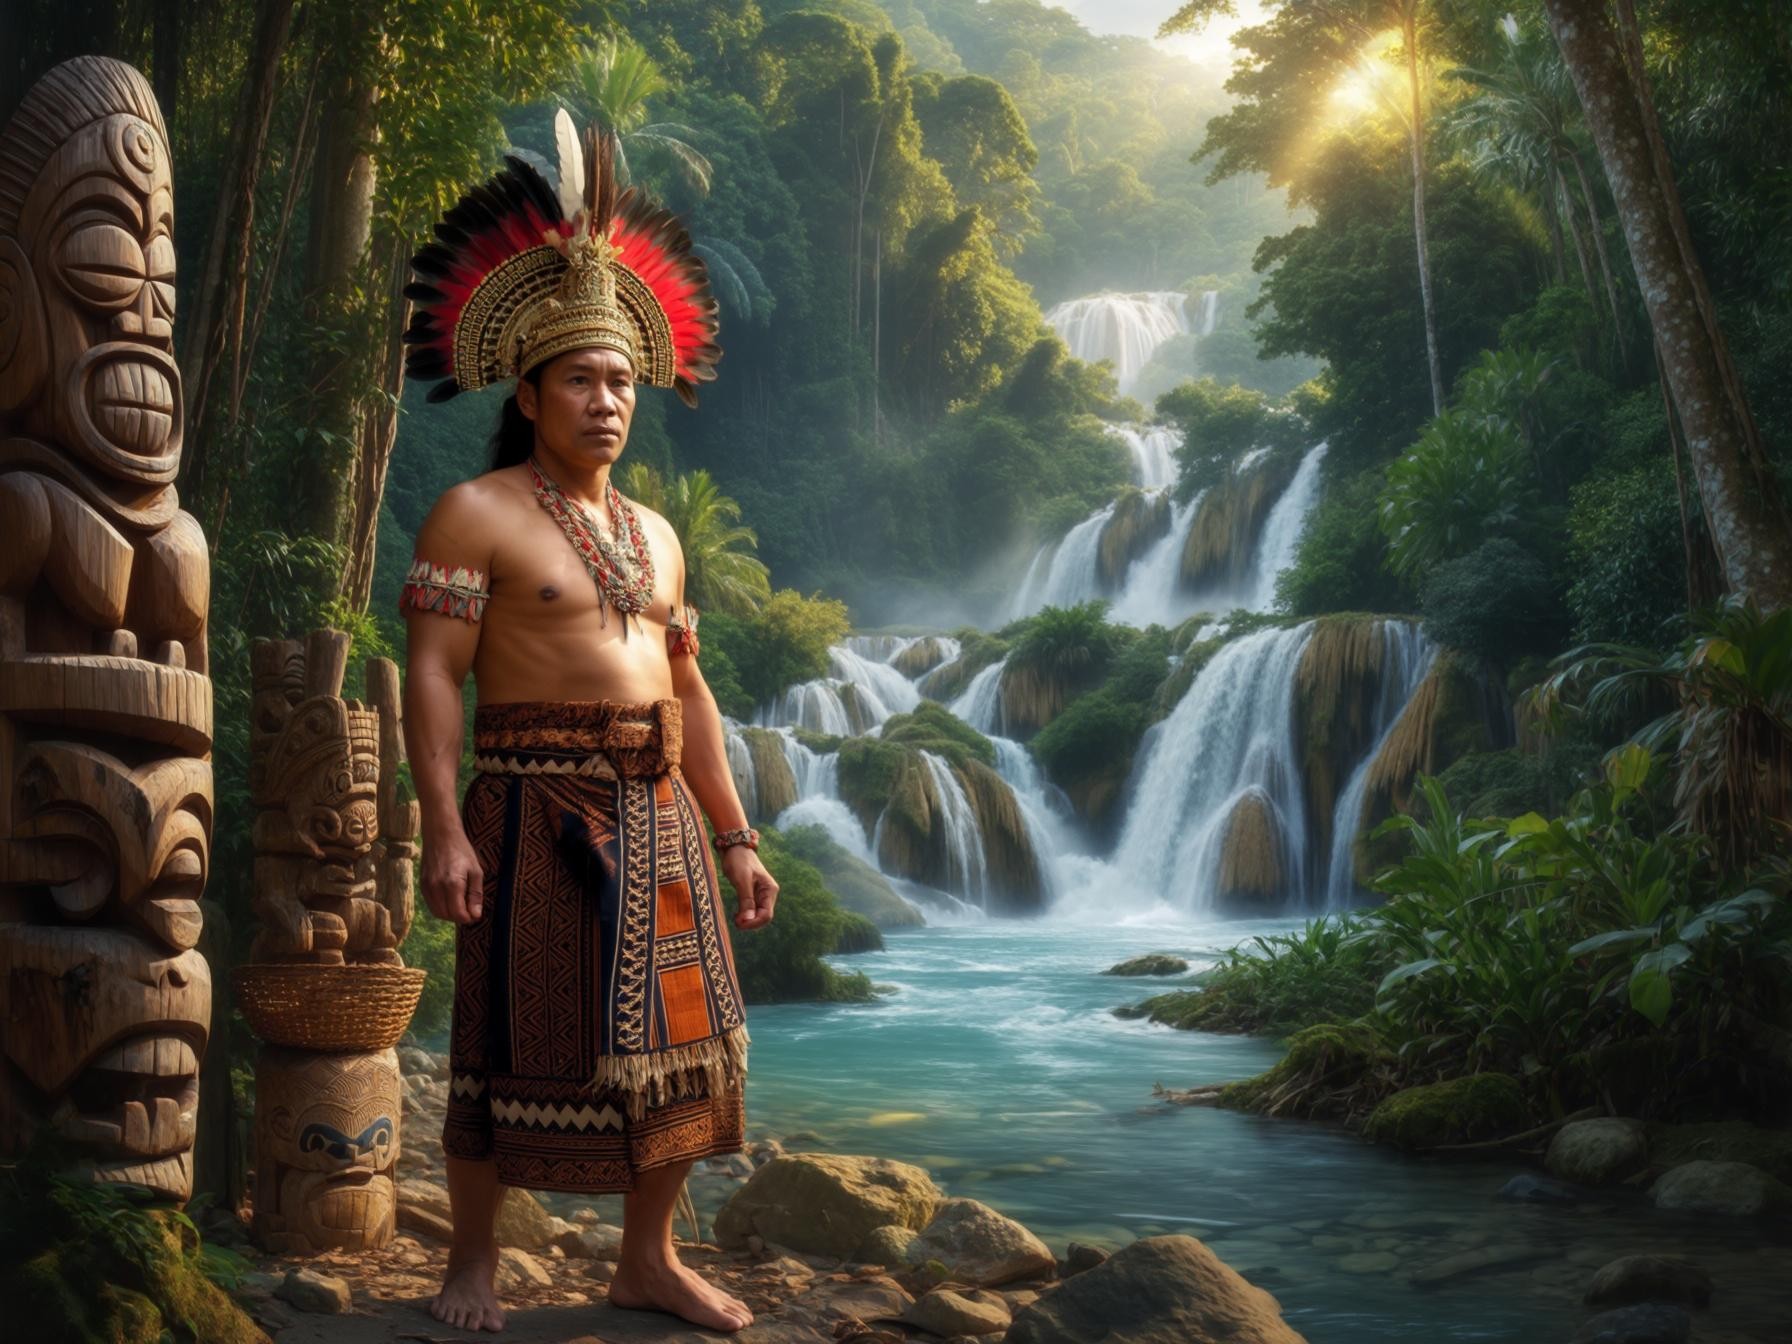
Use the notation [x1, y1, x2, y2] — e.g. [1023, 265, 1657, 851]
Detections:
[488, 502, 677, 631]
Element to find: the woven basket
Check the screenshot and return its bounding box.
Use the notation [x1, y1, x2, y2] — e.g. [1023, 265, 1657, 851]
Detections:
[233, 962, 427, 1052]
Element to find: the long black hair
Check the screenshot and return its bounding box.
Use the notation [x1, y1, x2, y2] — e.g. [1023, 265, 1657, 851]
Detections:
[488, 363, 544, 470]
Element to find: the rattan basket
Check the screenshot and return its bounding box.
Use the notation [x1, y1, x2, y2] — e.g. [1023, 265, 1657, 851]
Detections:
[232, 962, 427, 1052]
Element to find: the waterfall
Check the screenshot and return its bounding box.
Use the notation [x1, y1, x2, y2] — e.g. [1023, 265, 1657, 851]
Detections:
[1106, 490, 1204, 629]
[949, 660, 1006, 735]
[1007, 500, 1116, 620]
[1240, 441, 1328, 612]
[1192, 288, 1220, 338]
[1044, 291, 1191, 395]
[1105, 424, 1181, 491]
[915, 750, 989, 906]
[1111, 624, 1315, 912]
[758, 641, 922, 732]
[1323, 621, 1437, 909]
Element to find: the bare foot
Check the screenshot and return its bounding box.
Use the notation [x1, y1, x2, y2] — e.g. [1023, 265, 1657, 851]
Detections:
[608, 1258, 754, 1332]
[431, 1248, 507, 1332]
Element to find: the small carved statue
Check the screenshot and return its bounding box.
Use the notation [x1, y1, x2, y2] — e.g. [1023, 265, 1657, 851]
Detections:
[252, 1045, 401, 1253]
[248, 631, 418, 965]
[0, 55, 213, 1203]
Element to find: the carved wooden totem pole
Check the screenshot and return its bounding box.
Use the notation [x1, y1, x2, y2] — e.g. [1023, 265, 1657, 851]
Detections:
[0, 56, 213, 1202]
[237, 630, 422, 1253]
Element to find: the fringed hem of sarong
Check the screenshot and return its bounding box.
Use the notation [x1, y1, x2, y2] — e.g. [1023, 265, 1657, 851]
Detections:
[587, 1022, 751, 1123]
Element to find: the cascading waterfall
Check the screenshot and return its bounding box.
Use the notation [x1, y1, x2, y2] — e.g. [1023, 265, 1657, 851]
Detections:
[757, 638, 923, 732]
[1044, 291, 1191, 395]
[1111, 624, 1315, 912]
[1009, 500, 1116, 618]
[1240, 441, 1328, 613]
[1323, 621, 1437, 909]
[1106, 424, 1181, 491]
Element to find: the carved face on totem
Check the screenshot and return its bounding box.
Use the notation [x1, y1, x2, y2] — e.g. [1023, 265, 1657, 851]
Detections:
[0, 742, 213, 1198]
[0, 61, 179, 484]
[260, 697, 382, 878]
[253, 1046, 400, 1253]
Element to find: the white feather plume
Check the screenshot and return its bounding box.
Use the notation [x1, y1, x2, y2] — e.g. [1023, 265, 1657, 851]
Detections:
[553, 107, 585, 223]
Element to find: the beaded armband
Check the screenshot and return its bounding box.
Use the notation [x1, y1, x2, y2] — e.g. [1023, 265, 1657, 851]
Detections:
[667, 602, 701, 658]
[712, 826, 759, 853]
[398, 556, 491, 623]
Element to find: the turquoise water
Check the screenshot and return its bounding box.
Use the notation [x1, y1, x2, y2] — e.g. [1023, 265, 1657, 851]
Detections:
[724, 917, 1790, 1343]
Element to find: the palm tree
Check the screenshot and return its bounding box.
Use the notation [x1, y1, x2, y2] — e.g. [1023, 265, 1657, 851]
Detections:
[567, 33, 711, 194]
[1444, 21, 1627, 354]
[620, 464, 770, 617]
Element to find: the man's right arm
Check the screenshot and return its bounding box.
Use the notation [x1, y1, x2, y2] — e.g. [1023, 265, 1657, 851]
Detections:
[400, 484, 492, 924]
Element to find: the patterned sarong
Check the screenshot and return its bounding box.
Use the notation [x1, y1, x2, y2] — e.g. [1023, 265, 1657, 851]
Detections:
[442, 697, 750, 1192]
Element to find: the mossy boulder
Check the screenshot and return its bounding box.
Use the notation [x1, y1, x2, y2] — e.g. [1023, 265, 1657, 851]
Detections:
[1105, 954, 1190, 977]
[780, 823, 923, 929]
[1219, 1022, 1394, 1121]
[958, 757, 1045, 913]
[1361, 1073, 1528, 1150]
[1097, 486, 1172, 587]
[834, 911, 886, 954]
[1292, 615, 1402, 867]
[1112, 988, 1210, 1028]
[1180, 450, 1298, 589]
[0, 1173, 268, 1344]
[1214, 787, 1285, 910]
[1356, 650, 1507, 883]
[1643, 1121, 1792, 1184]
[737, 726, 799, 821]
[918, 630, 1009, 702]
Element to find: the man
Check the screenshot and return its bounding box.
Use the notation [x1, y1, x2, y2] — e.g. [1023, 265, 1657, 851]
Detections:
[397, 122, 775, 1334]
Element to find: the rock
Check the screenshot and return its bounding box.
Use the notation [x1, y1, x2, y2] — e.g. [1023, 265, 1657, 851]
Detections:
[1006, 1234, 1305, 1344]
[1650, 1161, 1792, 1215]
[1571, 1303, 1692, 1344]
[1409, 1243, 1546, 1285]
[1062, 1242, 1109, 1276]
[1645, 1120, 1792, 1184]
[496, 1186, 559, 1249]
[853, 1223, 920, 1267]
[398, 1205, 455, 1242]
[557, 1223, 625, 1260]
[399, 1176, 451, 1219]
[1361, 1073, 1527, 1150]
[714, 1154, 943, 1258]
[1498, 1173, 1582, 1204]
[1548, 1119, 1649, 1186]
[1334, 1251, 1398, 1273]
[1104, 954, 1190, 977]
[807, 1278, 914, 1324]
[903, 1198, 1056, 1287]
[1584, 1255, 1712, 1309]
[904, 1287, 1012, 1336]
[275, 1268, 351, 1315]
[495, 1247, 553, 1290]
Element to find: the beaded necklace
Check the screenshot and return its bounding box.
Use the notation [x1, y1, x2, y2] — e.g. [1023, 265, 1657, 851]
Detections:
[528, 455, 656, 637]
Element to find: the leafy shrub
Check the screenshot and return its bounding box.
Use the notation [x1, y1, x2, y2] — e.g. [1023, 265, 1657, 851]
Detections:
[1564, 456, 1690, 646]
[724, 826, 877, 1004]
[1420, 536, 1565, 664]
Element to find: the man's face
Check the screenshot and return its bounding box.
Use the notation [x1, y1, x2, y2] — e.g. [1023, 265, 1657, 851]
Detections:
[518, 346, 636, 465]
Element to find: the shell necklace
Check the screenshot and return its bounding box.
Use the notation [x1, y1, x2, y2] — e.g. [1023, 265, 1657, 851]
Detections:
[528, 455, 656, 637]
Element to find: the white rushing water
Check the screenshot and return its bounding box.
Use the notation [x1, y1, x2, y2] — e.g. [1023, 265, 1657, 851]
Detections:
[1044, 290, 1192, 395]
[1106, 424, 1181, 491]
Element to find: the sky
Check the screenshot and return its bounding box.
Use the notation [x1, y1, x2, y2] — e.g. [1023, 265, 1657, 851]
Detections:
[1049, 0, 1269, 70]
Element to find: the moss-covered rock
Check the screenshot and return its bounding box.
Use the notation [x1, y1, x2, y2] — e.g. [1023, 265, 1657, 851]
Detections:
[780, 823, 923, 929]
[1361, 1073, 1528, 1150]
[0, 1170, 268, 1344]
[1097, 487, 1172, 587]
[1179, 450, 1299, 589]
[1218, 1022, 1394, 1121]
[880, 700, 998, 770]
[1214, 787, 1285, 910]
[1356, 650, 1508, 883]
[1644, 1121, 1792, 1184]
[917, 630, 1010, 702]
[738, 726, 799, 821]
[1104, 953, 1190, 977]
[891, 634, 960, 679]
[834, 911, 886, 953]
[1292, 615, 1399, 868]
[958, 757, 1045, 913]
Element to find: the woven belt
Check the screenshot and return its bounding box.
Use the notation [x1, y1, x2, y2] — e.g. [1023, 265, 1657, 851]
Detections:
[472, 751, 620, 778]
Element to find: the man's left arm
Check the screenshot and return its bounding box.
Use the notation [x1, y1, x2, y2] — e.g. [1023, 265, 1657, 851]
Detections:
[667, 552, 778, 930]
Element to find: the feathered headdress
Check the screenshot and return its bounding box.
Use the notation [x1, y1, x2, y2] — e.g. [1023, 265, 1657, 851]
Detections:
[403, 110, 721, 406]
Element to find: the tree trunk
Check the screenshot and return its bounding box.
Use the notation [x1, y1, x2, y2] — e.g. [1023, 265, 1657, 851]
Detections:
[179, 0, 295, 499]
[1542, 0, 1792, 608]
[1402, 6, 1445, 417]
[1568, 149, 1627, 358]
[294, 37, 381, 549]
[341, 238, 410, 608]
[150, 0, 181, 125]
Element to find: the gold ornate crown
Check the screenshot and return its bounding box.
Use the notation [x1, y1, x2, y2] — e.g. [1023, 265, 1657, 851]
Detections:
[404, 115, 720, 406]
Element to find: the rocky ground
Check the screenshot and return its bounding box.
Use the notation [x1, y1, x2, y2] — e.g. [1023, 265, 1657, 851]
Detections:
[206, 1046, 1788, 1344]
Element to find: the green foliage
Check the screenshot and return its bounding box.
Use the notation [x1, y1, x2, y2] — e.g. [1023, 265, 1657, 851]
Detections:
[1565, 455, 1691, 646]
[1007, 598, 1123, 686]
[405, 908, 458, 1042]
[725, 826, 878, 1003]
[1156, 377, 1305, 498]
[0, 1148, 265, 1343]
[1360, 1073, 1528, 1151]
[1275, 464, 1416, 616]
[1379, 410, 1535, 581]
[704, 589, 852, 711]
[877, 700, 997, 771]
[1420, 537, 1564, 665]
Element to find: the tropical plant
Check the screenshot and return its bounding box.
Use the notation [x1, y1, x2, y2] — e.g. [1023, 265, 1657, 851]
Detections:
[567, 32, 712, 193]
[1531, 596, 1792, 871]
[1378, 409, 1534, 579]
